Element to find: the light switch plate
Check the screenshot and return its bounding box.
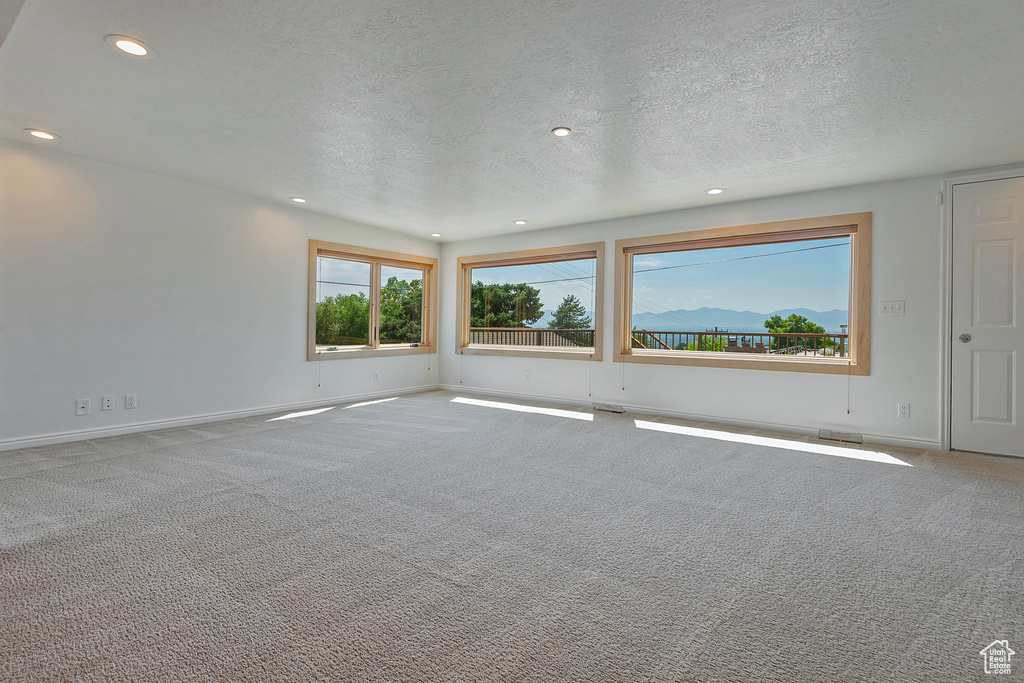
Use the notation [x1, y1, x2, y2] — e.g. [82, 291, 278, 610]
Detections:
[880, 301, 905, 317]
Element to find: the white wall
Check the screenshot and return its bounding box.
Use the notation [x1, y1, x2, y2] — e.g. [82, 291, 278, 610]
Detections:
[0, 139, 440, 448]
[438, 176, 945, 448]
[0, 137, 950, 449]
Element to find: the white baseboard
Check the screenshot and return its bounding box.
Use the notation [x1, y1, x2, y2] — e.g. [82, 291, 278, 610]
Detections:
[438, 384, 605, 410]
[0, 385, 439, 452]
[4, 383, 942, 454]
[852, 432, 942, 451]
[437, 384, 943, 452]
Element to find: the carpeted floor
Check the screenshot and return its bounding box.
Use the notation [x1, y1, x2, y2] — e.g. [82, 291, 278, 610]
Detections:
[1, 390, 1021, 682]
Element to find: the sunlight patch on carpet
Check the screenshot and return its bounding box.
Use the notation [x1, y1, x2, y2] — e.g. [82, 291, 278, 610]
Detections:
[451, 397, 594, 421]
[634, 419, 912, 466]
[267, 406, 336, 421]
[343, 397, 400, 409]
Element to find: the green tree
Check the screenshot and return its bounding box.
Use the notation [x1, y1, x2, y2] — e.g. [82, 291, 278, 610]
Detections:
[316, 292, 370, 346]
[763, 314, 833, 352]
[470, 282, 543, 327]
[547, 294, 592, 330]
[380, 276, 423, 344]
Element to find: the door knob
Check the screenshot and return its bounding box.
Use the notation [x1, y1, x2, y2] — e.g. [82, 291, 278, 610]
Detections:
[959, 333, 971, 343]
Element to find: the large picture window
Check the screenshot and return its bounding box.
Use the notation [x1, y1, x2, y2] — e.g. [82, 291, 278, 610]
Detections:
[308, 240, 436, 360]
[613, 213, 870, 374]
[456, 243, 604, 360]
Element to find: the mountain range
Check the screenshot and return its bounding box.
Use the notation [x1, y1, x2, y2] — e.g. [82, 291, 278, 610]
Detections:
[535, 310, 596, 328]
[630, 307, 849, 333]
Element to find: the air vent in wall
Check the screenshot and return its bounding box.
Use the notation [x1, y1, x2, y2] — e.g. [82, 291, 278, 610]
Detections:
[818, 429, 864, 444]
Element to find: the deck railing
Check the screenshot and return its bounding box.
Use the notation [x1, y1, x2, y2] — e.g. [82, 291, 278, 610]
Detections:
[469, 327, 595, 347]
[630, 330, 849, 357]
[466, 328, 848, 356]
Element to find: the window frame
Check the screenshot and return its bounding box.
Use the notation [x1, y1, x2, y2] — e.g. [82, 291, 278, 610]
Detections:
[308, 240, 437, 361]
[613, 212, 871, 375]
[456, 242, 605, 361]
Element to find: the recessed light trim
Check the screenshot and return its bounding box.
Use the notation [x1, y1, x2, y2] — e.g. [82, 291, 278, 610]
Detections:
[106, 34, 151, 57]
[705, 188, 725, 195]
[25, 129, 59, 140]
[551, 127, 571, 137]
[290, 197, 307, 203]
[430, 233, 442, 238]
[514, 220, 528, 225]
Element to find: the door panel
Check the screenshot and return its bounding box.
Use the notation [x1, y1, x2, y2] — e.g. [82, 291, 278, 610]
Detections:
[951, 177, 1024, 457]
[971, 350, 1014, 423]
[972, 240, 1014, 325]
[975, 197, 1016, 224]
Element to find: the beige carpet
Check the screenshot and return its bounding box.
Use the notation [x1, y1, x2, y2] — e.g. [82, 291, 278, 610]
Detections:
[1, 390, 1022, 682]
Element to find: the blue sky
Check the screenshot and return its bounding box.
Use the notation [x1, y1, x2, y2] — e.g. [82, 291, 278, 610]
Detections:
[632, 236, 851, 315]
[317, 257, 369, 301]
[469, 238, 849, 323]
[471, 258, 597, 321]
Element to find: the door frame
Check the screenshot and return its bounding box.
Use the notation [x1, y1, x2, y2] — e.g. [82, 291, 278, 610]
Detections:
[942, 165, 1024, 452]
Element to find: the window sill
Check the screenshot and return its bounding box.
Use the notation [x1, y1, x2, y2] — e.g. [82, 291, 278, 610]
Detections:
[459, 345, 600, 361]
[310, 345, 434, 361]
[615, 350, 868, 375]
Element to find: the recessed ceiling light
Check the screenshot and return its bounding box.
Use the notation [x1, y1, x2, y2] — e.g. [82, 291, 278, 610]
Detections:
[430, 233, 442, 237]
[290, 197, 306, 203]
[25, 129, 59, 140]
[105, 34, 151, 57]
[551, 127, 571, 137]
[705, 188, 725, 195]
[514, 220, 528, 225]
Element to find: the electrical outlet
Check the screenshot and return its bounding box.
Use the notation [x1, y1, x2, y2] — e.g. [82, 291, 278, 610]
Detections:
[880, 301, 905, 317]
[102, 395, 114, 411]
[75, 399, 90, 416]
[897, 402, 910, 418]
[373, 371, 379, 381]
[125, 394, 137, 409]
[524, 372, 530, 382]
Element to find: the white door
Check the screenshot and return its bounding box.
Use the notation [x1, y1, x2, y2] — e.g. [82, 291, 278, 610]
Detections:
[951, 176, 1024, 457]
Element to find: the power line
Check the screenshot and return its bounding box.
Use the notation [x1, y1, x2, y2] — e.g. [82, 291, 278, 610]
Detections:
[471, 242, 848, 288]
[547, 260, 595, 279]
[469, 244, 845, 329]
[472, 258, 596, 289]
[535, 261, 594, 286]
[633, 242, 847, 274]
[318, 280, 370, 288]
[472, 274, 594, 287]
[470, 269, 708, 327]
[630, 294, 711, 329]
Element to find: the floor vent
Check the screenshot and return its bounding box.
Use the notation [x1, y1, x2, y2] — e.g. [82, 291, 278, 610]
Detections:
[593, 403, 626, 414]
[818, 429, 864, 444]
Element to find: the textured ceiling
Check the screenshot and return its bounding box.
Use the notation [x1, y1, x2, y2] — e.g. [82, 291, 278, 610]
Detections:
[2, 0, 1023, 240]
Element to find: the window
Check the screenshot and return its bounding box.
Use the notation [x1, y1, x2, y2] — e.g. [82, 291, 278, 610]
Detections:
[456, 242, 604, 360]
[613, 213, 870, 374]
[308, 240, 436, 360]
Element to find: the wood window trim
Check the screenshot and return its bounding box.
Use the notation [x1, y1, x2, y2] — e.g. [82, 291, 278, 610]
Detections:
[456, 242, 605, 361]
[613, 212, 871, 375]
[308, 240, 438, 361]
